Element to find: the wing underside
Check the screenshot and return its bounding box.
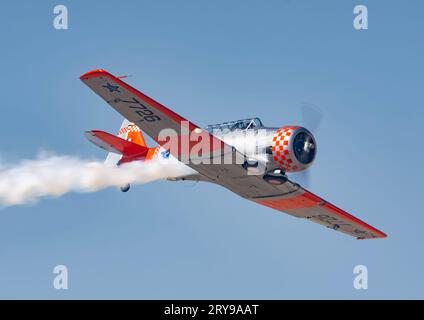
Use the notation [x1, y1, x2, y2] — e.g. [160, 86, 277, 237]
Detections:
[253, 188, 386, 239]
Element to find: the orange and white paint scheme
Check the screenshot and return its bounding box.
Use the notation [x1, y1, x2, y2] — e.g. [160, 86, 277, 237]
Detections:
[85, 120, 161, 165]
[81, 69, 387, 240]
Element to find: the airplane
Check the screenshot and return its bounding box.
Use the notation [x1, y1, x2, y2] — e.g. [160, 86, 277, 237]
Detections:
[81, 69, 387, 240]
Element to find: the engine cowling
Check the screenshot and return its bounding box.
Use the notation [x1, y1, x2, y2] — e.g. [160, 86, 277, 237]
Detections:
[271, 126, 316, 172]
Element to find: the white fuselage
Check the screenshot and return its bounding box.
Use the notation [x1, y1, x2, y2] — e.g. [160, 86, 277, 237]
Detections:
[211, 127, 280, 172]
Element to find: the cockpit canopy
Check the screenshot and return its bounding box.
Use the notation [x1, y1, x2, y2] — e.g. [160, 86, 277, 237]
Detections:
[205, 117, 264, 133]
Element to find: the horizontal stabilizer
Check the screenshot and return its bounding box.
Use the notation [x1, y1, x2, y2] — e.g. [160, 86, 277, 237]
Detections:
[84, 130, 148, 158]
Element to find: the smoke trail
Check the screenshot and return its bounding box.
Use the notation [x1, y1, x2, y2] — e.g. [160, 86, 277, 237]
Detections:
[0, 153, 196, 207]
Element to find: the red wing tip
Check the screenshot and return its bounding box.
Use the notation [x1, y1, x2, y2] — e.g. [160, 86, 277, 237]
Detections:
[374, 229, 388, 239]
[80, 69, 111, 80]
[357, 232, 387, 240]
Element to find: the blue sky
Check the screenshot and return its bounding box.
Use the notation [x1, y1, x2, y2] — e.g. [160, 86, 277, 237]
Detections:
[0, 0, 423, 299]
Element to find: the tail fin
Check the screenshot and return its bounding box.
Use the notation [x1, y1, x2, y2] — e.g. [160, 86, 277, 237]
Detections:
[85, 119, 149, 166]
[84, 120, 151, 192]
[117, 121, 147, 147]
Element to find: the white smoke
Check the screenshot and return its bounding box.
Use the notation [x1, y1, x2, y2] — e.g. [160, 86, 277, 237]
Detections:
[0, 153, 196, 207]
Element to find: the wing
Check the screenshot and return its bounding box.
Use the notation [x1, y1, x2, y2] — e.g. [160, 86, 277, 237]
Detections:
[253, 188, 386, 239]
[80, 69, 228, 165]
[80, 69, 263, 188]
[81, 69, 386, 239]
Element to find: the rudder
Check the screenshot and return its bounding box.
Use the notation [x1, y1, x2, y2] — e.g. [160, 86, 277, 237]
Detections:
[105, 120, 147, 166]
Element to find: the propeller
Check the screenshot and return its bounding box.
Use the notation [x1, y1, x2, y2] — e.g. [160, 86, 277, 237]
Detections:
[301, 102, 323, 135]
[292, 103, 323, 188]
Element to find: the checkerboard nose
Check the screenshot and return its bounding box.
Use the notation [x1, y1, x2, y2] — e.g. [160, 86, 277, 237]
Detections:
[271, 126, 316, 172]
